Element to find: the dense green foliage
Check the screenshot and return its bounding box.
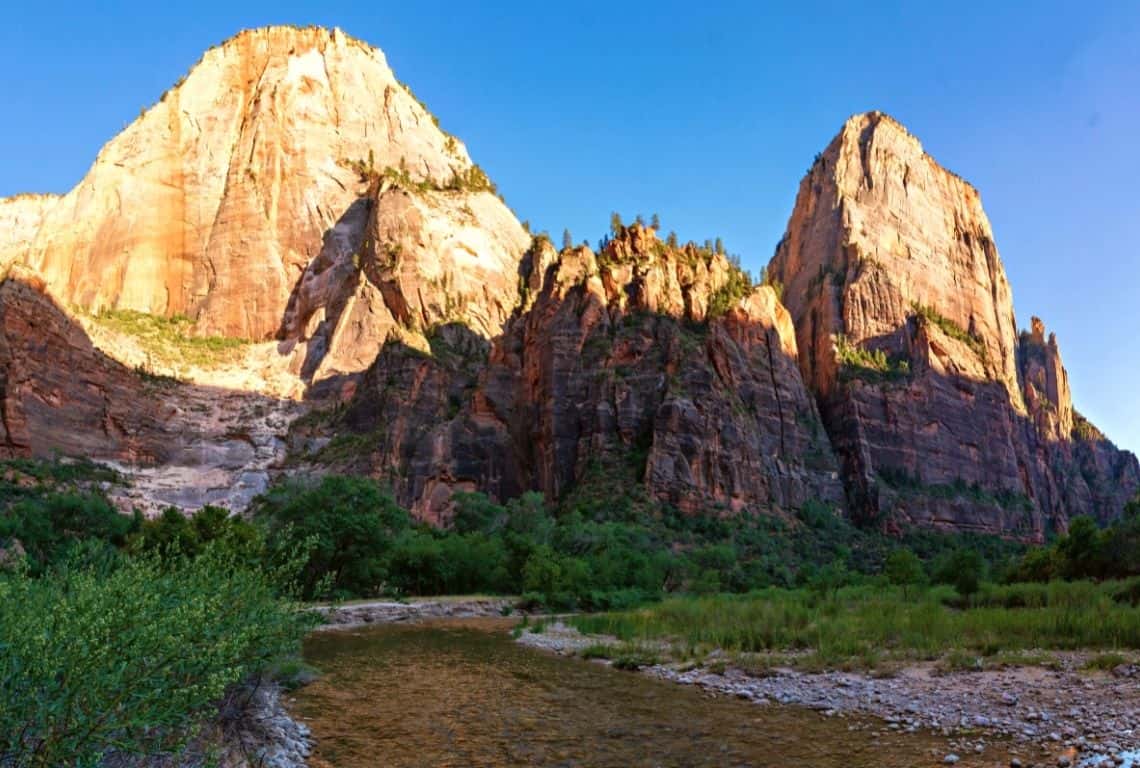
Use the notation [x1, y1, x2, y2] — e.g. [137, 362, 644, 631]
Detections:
[0, 547, 311, 767]
[245, 471, 1032, 608]
[0, 491, 136, 575]
[0, 460, 313, 766]
[252, 476, 411, 598]
[1008, 504, 1140, 583]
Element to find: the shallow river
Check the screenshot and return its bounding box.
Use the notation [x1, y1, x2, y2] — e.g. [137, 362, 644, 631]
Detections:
[291, 618, 1011, 768]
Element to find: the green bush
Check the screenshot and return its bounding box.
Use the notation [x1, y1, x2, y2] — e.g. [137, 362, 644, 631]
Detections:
[884, 548, 925, 599]
[910, 302, 987, 361]
[0, 546, 312, 767]
[253, 475, 410, 599]
[834, 334, 910, 383]
[1008, 499, 1140, 585]
[0, 491, 139, 575]
[707, 264, 753, 318]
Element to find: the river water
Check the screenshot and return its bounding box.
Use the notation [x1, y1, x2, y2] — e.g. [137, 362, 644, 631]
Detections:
[290, 618, 1010, 767]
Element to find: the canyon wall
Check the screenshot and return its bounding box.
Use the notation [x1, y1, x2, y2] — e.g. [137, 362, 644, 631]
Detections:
[2, 26, 526, 379]
[768, 112, 1138, 538]
[298, 226, 845, 522]
[0, 27, 1134, 534]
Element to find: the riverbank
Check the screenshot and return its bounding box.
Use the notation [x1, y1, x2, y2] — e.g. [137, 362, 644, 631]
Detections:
[118, 680, 312, 768]
[311, 596, 517, 630]
[519, 622, 1140, 768]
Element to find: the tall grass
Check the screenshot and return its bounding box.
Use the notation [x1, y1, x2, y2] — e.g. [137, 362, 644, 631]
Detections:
[570, 581, 1140, 665]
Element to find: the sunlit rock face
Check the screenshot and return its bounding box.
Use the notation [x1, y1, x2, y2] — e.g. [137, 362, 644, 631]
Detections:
[278, 179, 528, 386]
[0, 25, 528, 511]
[4, 25, 525, 353]
[769, 112, 1138, 538]
[305, 225, 845, 522]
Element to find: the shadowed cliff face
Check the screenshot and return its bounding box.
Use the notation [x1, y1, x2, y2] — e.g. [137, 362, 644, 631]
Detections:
[298, 226, 845, 522]
[0, 274, 172, 465]
[0, 274, 307, 513]
[768, 111, 1138, 538]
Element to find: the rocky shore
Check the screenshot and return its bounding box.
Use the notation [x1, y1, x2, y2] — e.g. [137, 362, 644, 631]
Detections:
[518, 622, 1140, 768]
[313, 596, 516, 630]
[113, 680, 311, 768]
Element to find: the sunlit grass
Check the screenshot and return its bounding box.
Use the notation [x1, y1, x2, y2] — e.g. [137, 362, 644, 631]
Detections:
[88, 308, 249, 368]
[569, 580, 1140, 670]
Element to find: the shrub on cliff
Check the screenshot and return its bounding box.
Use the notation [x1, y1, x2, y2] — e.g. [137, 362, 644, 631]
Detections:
[706, 264, 753, 318]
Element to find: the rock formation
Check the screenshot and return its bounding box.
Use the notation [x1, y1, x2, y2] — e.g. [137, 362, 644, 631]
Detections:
[0, 195, 56, 275]
[0, 25, 528, 508]
[0, 28, 1134, 536]
[768, 111, 1138, 537]
[278, 177, 528, 387]
[297, 226, 845, 521]
[0, 273, 306, 512]
[0, 274, 171, 463]
[2, 26, 526, 382]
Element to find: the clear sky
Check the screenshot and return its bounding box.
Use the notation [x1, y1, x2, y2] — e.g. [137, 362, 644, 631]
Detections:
[2, 1, 1137, 452]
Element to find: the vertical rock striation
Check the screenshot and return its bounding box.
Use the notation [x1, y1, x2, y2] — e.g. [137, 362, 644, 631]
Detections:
[3, 25, 525, 364]
[306, 226, 844, 520]
[769, 111, 1138, 537]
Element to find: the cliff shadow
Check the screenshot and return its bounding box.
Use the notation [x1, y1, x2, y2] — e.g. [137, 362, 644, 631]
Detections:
[816, 320, 1140, 539]
[275, 195, 374, 381]
[0, 275, 307, 513]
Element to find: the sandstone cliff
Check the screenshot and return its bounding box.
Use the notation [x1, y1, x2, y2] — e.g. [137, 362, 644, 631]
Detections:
[0, 273, 306, 512]
[769, 112, 1138, 537]
[0, 274, 172, 464]
[279, 176, 528, 387]
[1, 29, 1133, 536]
[295, 225, 845, 521]
[0, 195, 56, 275]
[2, 26, 526, 378]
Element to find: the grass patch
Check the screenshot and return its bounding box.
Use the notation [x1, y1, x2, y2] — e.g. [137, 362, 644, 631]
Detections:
[1084, 652, 1129, 672]
[612, 646, 662, 671]
[580, 643, 616, 660]
[569, 581, 1140, 670]
[89, 309, 249, 368]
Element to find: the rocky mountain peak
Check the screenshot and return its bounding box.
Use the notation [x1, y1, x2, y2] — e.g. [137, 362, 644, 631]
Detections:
[768, 111, 1137, 536]
[4, 24, 490, 342]
[530, 222, 756, 326]
[772, 110, 1021, 407]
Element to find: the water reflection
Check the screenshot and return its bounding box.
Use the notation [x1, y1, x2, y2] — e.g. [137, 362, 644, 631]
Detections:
[291, 618, 1009, 768]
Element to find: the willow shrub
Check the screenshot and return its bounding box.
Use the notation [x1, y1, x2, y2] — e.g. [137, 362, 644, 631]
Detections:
[0, 545, 314, 768]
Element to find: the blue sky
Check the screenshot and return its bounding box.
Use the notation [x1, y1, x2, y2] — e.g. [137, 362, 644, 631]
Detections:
[2, 1, 1137, 451]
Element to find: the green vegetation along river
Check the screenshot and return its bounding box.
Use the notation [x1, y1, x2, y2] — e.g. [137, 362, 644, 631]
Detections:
[290, 618, 1010, 767]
